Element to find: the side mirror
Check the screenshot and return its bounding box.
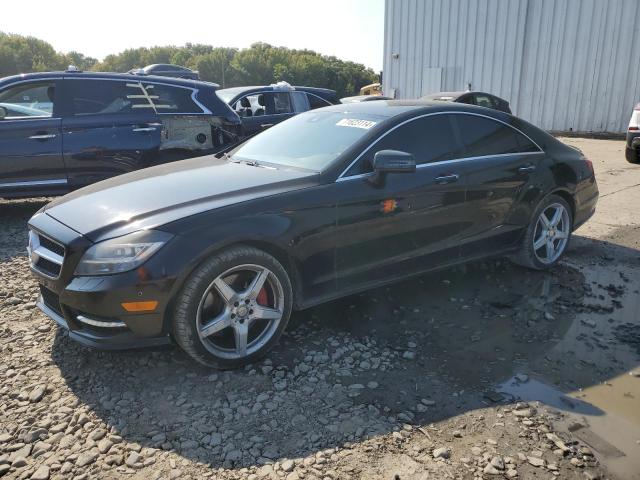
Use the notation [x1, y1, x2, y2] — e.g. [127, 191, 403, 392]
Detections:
[0, 106, 6, 120]
[373, 149, 416, 174]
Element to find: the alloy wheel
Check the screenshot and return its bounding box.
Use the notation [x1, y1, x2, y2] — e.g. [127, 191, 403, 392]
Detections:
[196, 264, 285, 359]
[532, 203, 570, 264]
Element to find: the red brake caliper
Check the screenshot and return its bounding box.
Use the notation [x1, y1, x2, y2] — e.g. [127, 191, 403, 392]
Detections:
[256, 287, 269, 306]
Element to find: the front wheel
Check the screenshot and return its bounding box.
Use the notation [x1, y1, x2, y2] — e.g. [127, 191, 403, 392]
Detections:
[172, 246, 293, 368]
[512, 195, 573, 270]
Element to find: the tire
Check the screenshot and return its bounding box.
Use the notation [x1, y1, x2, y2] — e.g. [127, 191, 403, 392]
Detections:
[172, 245, 293, 368]
[511, 194, 573, 270]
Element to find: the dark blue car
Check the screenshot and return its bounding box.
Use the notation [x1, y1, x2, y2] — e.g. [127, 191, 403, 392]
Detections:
[216, 83, 336, 136]
[0, 70, 242, 198]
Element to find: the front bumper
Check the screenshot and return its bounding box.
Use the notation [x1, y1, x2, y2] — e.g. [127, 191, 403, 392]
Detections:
[37, 296, 171, 350]
[625, 132, 640, 163]
[29, 212, 175, 350]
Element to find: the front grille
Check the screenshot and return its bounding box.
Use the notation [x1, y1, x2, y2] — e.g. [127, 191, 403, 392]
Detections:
[29, 230, 65, 278]
[39, 236, 65, 257]
[40, 286, 63, 317]
[35, 257, 61, 277]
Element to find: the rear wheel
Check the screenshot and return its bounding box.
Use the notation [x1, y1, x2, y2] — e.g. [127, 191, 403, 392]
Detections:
[172, 246, 292, 368]
[512, 195, 572, 270]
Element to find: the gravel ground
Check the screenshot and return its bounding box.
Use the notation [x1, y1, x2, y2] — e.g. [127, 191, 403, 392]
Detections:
[1, 137, 639, 480]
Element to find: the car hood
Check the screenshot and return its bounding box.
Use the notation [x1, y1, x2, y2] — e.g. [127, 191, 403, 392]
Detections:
[43, 156, 320, 242]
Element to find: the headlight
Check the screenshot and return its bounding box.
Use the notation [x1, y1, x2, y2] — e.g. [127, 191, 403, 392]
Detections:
[74, 230, 173, 276]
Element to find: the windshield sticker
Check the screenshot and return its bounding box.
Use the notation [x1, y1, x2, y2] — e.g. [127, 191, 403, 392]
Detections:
[336, 118, 377, 129]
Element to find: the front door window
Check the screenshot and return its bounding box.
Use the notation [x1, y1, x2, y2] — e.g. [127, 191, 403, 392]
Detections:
[0, 81, 56, 118]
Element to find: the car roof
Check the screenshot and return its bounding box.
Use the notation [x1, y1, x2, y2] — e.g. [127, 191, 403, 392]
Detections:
[422, 91, 468, 100]
[422, 91, 506, 102]
[217, 84, 336, 98]
[144, 64, 191, 70]
[320, 99, 508, 119]
[340, 95, 393, 103]
[0, 71, 217, 89]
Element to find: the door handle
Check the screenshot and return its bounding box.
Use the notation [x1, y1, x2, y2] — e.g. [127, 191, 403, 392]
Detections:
[518, 165, 536, 173]
[434, 174, 459, 184]
[29, 134, 56, 140]
[132, 127, 157, 133]
[260, 124, 274, 128]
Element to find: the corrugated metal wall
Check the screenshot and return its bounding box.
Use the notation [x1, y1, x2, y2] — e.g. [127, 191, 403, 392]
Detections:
[383, 0, 640, 133]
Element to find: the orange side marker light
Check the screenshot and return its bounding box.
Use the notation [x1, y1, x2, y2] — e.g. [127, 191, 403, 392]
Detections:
[121, 301, 159, 312]
[381, 199, 398, 214]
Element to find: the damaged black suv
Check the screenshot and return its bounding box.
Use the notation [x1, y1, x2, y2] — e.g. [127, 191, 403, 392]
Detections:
[0, 70, 242, 198]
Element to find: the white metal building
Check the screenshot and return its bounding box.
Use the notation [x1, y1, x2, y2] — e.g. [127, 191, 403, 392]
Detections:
[383, 0, 640, 134]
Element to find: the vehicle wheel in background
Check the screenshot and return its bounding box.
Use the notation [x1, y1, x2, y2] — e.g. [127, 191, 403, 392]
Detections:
[511, 194, 573, 270]
[172, 246, 293, 368]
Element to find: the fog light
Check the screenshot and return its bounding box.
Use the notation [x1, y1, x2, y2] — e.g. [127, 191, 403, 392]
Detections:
[121, 301, 158, 312]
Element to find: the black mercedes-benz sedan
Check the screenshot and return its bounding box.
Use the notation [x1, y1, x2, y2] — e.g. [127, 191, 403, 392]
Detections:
[27, 100, 599, 368]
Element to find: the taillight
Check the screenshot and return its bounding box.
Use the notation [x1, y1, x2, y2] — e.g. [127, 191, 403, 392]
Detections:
[629, 104, 640, 130]
[583, 157, 594, 175]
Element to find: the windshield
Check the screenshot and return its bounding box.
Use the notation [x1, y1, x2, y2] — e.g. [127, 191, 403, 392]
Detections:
[231, 110, 385, 172]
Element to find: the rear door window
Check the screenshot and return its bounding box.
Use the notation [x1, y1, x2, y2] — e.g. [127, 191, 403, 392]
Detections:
[66, 80, 148, 116]
[291, 91, 310, 112]
[345, 114, 463, 176]
[472, 94, 496, 109]
[271, 92, 292, 114]
[454, 114, 539, 156]
[307, 93, 332, 110]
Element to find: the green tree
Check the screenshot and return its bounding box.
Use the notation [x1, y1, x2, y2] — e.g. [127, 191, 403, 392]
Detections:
[0, 33, 379, 98]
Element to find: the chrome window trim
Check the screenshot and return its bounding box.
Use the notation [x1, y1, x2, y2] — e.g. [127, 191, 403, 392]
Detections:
[0, 178, 67, 188]
[0, 77, 63, 88]
[336, 151, 544, 182]
[336, 111, 544, 181]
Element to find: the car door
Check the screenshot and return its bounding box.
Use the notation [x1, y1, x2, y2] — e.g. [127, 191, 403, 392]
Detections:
[451, 112, 546, 258]
[245, 92, 295, 134]
[333, 113, 469, 291]
[0, 79, 67, 196]
[59, 78, 161, 188]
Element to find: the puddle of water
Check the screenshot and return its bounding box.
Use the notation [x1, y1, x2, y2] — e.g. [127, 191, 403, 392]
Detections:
[499, 375, 640, 480]
[298, 250, 640, 478]
[575, 372, 640, 429]
[497, 257, 640, 480]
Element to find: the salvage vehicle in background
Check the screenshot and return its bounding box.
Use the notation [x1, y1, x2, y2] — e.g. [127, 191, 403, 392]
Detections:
[340, 95, 392, 103]
[128, 64, 200, 80]
[359, 82, 382, 96]
[626, 102, 640, 163]
[28, 100, 598, 368]
[421, 91, 512, 114]
[217, 82, 336, 135]
[0, 70, 241, 198]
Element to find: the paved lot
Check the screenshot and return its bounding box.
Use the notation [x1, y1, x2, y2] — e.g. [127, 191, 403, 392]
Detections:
[0, 137, 639, 480]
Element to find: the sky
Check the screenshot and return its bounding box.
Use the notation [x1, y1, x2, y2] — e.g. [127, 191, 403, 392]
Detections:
[1, 0, 385, 71]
